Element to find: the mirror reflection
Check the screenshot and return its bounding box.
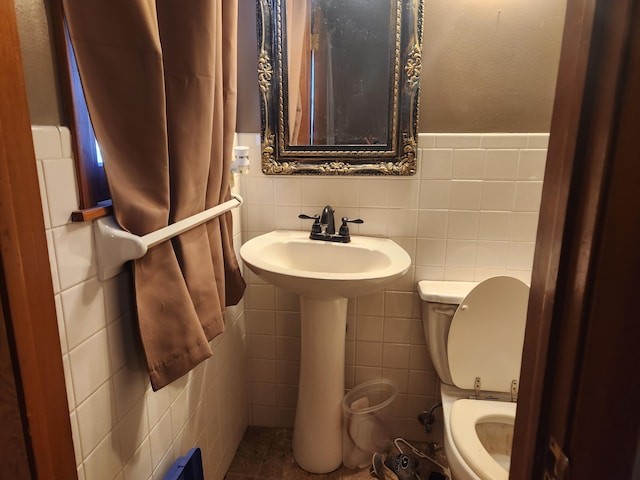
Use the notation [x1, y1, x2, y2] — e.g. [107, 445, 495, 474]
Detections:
[257, 0, 423, 175]
[286, 0, 394, 146]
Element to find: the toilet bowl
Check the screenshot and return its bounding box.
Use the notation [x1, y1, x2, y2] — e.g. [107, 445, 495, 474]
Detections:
[418, 277, 529, 480]
[441, 385, 515, 480]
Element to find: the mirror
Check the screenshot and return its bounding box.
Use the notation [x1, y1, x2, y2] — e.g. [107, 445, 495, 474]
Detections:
[256, 0, 424, 175]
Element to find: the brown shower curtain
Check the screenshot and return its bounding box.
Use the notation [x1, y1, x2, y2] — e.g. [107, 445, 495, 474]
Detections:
[62, 0, 245, 390]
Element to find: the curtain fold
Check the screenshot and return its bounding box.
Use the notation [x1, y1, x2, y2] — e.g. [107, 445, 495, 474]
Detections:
[62, 0, 245, 390]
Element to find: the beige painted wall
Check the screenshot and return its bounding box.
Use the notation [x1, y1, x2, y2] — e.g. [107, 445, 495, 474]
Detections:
[14, 0, 63, 126]
[16, 0, 565, 132]
[236, 0, 566, 133]
[419, 0, 566, 132]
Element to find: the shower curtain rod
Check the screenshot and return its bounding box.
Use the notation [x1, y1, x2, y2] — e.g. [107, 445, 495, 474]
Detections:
[93, 194, 243, 281]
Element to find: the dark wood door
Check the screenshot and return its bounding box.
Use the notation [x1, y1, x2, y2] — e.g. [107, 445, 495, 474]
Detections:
[0, 288, 33, 479]
[512, 0, 640, 478]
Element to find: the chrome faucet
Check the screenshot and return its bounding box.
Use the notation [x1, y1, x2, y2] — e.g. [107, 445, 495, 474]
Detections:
[320, 205, 335, 235]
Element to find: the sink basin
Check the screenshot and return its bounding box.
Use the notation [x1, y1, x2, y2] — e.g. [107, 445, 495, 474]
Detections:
[240, 230, 411, 298]
[240, 230, 411, 473]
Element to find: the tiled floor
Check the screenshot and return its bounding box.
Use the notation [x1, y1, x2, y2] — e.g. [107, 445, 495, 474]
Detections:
[224, 427, 373, 480]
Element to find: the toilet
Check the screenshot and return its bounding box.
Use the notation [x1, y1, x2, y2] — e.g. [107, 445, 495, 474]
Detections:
[418, 276, 529, 480]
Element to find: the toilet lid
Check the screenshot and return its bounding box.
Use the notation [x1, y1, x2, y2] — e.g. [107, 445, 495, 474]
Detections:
[447, 276, 529, 393]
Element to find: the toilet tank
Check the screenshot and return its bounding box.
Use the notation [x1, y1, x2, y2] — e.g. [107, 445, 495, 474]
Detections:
[417, 281, 478, 386]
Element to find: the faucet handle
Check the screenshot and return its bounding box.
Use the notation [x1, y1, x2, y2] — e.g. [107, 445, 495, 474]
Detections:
[340, 217, 364, 226]
[338, 217, 364, 238]
[299, 213, 322, 234]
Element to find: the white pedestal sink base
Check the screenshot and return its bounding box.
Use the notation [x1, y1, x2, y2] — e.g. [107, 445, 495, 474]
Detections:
[292, 296, 348, 474]
[239, 231, 412, 473]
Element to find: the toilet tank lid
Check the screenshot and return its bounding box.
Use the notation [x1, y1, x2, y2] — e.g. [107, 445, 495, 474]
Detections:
[417, 280, 479, 304]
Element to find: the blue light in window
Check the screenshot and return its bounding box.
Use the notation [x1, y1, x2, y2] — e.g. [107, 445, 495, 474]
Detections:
[95, 139, 104, 166]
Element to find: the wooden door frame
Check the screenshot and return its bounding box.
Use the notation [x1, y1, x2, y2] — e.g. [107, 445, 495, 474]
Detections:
[0, 0, 77, 478]
[512, 0, 640, 477]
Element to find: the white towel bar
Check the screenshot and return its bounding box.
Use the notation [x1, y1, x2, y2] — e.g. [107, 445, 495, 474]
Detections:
[93, 194, 243, 281]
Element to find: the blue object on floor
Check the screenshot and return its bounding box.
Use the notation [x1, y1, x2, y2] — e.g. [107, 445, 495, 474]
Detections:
[163, 447, 204, 480]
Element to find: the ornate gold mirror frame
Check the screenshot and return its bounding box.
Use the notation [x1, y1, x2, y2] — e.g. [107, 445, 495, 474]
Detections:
[256, 0, 424, 175]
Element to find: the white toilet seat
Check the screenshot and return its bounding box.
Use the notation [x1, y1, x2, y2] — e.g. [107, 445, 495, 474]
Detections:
[419, 277, 530, 480]
[447, 276, 530, 393]
[450, 399, 516, 480]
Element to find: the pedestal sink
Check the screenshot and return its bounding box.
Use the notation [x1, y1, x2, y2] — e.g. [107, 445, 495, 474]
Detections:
[239, 230, 411, 473]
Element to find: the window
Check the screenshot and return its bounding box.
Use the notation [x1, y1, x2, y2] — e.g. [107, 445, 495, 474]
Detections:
[51, 0, 111, 221]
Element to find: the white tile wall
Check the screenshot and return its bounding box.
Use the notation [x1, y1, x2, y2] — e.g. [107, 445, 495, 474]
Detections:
[237, 132, 547, 443]
[32, 126, 248, 480]
[31, 126, 547, 470]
